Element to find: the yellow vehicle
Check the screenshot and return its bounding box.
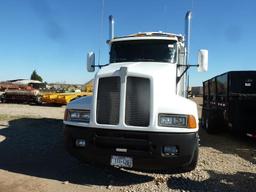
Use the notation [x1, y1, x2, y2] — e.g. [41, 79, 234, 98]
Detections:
[42, 92, 92, 105]
[55, 92, 92, 105]
[84, 80, 93, 92]
[42, 80, 93, 105]
[42, 92, 59, 104]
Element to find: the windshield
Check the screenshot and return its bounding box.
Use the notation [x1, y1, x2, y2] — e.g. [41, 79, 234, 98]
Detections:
[110, 40, 177, 63]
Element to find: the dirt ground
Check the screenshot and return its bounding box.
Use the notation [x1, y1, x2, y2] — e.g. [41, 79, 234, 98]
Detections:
[0, 98, 255, 192]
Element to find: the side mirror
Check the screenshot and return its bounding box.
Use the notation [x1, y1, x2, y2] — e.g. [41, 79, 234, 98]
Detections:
[197, 49, 208, 72]
[87, 52, 95, 72]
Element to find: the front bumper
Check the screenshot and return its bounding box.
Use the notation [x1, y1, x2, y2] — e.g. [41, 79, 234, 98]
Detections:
[64, 125, 199, 173]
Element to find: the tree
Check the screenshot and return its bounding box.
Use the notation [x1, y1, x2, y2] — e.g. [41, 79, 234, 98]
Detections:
[30, 70, 43, 82]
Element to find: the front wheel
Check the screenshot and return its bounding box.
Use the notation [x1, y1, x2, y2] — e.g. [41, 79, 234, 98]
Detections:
[180, 144, 199, 172]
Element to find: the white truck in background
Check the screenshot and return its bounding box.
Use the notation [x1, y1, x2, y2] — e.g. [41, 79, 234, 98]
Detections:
[63, 11, 208, 173]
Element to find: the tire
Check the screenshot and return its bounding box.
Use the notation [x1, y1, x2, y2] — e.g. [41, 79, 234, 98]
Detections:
[1, 94, 6, 103]
[201, 109, 206, 129]
[204, 111, 218, 134]
[180, 144, 199, 173]
[36, 96, 42, 105]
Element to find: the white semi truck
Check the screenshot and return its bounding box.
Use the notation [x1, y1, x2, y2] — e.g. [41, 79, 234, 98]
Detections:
[63, 11, 208, 173]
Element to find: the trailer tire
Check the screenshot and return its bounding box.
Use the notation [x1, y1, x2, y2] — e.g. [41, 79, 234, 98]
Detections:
[201, 109, 206, 129]
[204, 111, 217, 134]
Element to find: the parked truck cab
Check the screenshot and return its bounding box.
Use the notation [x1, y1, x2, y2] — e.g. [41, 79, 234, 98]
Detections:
[63, 12, 208, 173]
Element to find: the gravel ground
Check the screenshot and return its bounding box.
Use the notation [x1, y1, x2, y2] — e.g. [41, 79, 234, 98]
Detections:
[0, 99, 255, 192]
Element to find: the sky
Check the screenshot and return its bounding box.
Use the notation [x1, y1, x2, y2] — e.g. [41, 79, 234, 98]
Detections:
[0, 0, 255, 86]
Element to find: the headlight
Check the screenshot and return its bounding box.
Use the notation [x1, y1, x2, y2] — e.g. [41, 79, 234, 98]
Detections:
[158, 114, 196, 128]
[66, 110, 90, 123]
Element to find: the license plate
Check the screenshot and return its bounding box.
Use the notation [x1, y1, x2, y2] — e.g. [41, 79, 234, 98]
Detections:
[110, 155, 133, 168]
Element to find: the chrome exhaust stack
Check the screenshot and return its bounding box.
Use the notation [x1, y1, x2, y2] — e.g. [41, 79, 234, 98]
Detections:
[185, 11, 192, 64]
[109, 15, 115, 40]
[184, 11, 192, 98]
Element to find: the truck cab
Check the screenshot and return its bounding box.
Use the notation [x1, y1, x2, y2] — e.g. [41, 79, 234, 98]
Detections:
[63, 13, 208, 173]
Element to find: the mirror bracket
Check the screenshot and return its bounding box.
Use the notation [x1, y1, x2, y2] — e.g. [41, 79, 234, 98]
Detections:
[176, 64, 198, 83]
[92, 63, 109, 69]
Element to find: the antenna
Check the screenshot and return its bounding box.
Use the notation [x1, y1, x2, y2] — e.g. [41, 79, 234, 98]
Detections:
[191, 0, 194, 11]
[98, 0, 105, 66]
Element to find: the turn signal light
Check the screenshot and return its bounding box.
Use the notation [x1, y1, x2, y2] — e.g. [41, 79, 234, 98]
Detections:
[188, 115, 197, 128]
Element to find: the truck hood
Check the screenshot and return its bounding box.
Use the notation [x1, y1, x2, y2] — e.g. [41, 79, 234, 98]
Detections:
[67, 96, 92, 110]
[65, 62, 199, 132]
[96, 62, 177, 95]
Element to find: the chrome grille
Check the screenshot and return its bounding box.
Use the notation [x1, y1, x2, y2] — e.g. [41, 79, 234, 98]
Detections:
[125, 77, 150, 126]
[97, 77, 120, 125]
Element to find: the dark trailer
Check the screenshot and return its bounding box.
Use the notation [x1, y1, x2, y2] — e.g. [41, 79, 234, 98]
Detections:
[202, 71, 256, 138]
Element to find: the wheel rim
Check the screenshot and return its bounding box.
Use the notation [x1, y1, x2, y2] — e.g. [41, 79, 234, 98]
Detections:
[205, 117, 209, 130]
